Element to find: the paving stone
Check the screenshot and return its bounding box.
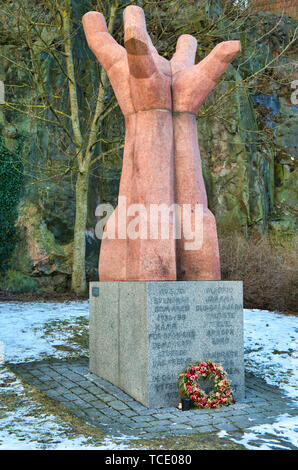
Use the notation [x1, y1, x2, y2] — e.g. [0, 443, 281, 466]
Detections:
[89, 400, 106, 410]
[30, 370, 43, 378]
[45, 371, 63, 380]
[131, 415, 156, 423]
[152, 412, 176, 420]
[174, 410, 195, 419]
[211, 415, 232, 425]
[58, 380, 76, 390]
[61, 392, 77, 401]
[134, 409, 157, 417]
[46, 390, 62, 398]
[106, 385, 125, 395]
[108, 400, 130, 411]
[187, 416, 212, 426]
[230, 416, 255, 427]
[83, 385, 105, 395]
[229, 409, 250, 417]
[50, 366, 69, 373]
[77, 381, 97, 390]
[55, 370, 82, 381]
[37, 384, 52, 391]
[285, 407, 298, 415]
[24, 377, 42, 386]
[53, 385, 72, 396]
[72, 397, 90, 407]
[149, 419, 173, 427]
[71, 410, 87, 419]
[191, 408, 214, 415]
[69, 366, 88, 375]
[39, 374, 54, 382]
[96, 394, 115, 403]
[127, 401, 148, 412]
[159, 407, 180, 413]
[249, 415, 269, 425]
[112, 390, 136, 402]
[68, 386, 85, 395]
[63, 401, 77, 410]
[78, 392, 99, 403]
[129, 421, 156, 429]
[194, 424, 218, 433]
[121, 409, 138, 418]
[168, 410, 192, 419]
[101, 408, 121, 418]
[215, 422, 240, 432]
[95, 416, 114, 425]
[84, 408, 105, 418]
[167, 415, 193, 425]
[85, 373, 106, 384]
[118, 416, 135, 425]
[168, 424, 194, 433]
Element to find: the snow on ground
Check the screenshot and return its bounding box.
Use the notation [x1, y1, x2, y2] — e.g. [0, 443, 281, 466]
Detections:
[0, 301, 297, 450]
[0, 301, 89, 363]
[244, 309, 298, 399]
[227, 309, 298, 450]
[230, 414, 298, 450]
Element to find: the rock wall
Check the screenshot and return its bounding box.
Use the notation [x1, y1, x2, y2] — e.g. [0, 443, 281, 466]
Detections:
[0, 6, 296, 292]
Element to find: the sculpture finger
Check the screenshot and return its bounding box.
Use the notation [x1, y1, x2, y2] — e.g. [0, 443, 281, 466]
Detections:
[123, 6, 157, 78]
[171, 34, 197, 75]
[195, 40, 241, 82]
[82, 11, 124, 72]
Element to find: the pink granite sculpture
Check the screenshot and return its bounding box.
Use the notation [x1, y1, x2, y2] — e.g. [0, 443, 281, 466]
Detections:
[82, 6, 240, 281]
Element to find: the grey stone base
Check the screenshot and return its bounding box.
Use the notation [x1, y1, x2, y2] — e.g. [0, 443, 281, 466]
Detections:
[89, 281, 245, 409]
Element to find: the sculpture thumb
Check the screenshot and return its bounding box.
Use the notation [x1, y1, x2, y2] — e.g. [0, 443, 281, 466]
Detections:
[123, 6, 157, 79]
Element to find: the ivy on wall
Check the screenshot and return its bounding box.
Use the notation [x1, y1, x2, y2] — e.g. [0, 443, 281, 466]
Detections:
[0, 137, 23, 275]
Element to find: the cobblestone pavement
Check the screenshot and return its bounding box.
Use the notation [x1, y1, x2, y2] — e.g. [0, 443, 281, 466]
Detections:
[8, 358, 298, 440]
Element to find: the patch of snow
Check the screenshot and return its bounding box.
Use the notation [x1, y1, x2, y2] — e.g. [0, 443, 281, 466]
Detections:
[244, 309, 298, 399]
[227, 309, 298, 450]
[230, 414, 298, 450]
[0, 301, 89, 363]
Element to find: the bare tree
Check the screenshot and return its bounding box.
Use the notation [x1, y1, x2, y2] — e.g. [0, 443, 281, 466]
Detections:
[1, 0, 128, 293]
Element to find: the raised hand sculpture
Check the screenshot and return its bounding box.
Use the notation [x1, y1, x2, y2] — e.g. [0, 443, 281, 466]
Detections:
[82, 6, 240, 282]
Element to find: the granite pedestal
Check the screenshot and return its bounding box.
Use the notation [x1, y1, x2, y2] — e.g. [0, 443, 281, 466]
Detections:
[89, 281, 244, 408]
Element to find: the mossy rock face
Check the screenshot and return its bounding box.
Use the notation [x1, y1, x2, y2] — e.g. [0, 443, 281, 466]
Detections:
[0, 6, 297, 291]
[269, 216, 297, 244]
[0, 269, 38, 293]
[198, 13, 297, 240]
[6, 201, 72, 292]
[198, 73, 258, 236]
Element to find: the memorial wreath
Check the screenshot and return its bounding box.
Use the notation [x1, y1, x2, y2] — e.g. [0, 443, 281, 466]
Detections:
[178, 360, 235, 409]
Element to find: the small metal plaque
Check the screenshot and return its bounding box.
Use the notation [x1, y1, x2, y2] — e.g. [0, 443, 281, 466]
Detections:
[92, 286, 99, 297]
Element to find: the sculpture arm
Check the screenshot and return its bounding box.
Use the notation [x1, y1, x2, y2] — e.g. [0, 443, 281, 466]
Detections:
[170, 38, 240, 281]
[83, 6, 175, 281]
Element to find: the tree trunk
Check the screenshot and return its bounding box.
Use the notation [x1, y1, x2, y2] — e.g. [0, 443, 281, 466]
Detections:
[71, 168, 89, 294]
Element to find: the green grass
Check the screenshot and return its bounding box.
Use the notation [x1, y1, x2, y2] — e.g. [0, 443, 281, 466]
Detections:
[129, 433, 245, 450]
